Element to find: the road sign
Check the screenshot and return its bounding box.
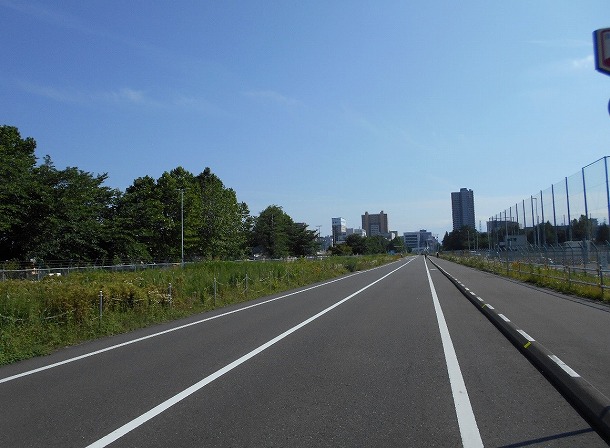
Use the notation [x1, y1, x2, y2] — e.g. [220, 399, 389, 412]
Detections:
[593, 28, 610, 76]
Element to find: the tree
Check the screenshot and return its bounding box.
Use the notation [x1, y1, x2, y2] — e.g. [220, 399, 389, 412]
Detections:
[250, 206, 317, 258]
[345, 234, 366, 255]
[251, 205, 293, 258]
[543, 221, 556, 246]
[596, 222, 609, 244]
[0, 126, 38, 259]
[442, 229, 464, 250]
[388, 236, 404, 254]
[442, 226, 477, 251]
[112, 175, 168, 261]
[329, 243, 352, 256]
[571, 215, 591, 241]
[289, 222, 319, 256]
[26, 157, 118, 262]
[195, 167, 250, 259]
[365, 235, 389, 254]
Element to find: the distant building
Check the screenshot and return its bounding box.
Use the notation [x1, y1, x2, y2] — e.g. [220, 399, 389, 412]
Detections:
[451, 188, 475, 230]
[404, 229, 438, 252]
[332, 217, 347, 244]
[362, 211, 389, 237]
[346, 228, 367, 237]
[318, 235, 333, 252]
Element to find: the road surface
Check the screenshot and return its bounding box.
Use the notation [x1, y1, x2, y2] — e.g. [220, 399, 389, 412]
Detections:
[1, 256, 608, 447]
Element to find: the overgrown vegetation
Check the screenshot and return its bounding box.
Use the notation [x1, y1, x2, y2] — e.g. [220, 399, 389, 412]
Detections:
[0, 255, 398, 366]
[439, 254, 610, 302]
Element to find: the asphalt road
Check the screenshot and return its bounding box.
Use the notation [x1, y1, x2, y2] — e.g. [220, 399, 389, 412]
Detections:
[1, 256, 608, 447]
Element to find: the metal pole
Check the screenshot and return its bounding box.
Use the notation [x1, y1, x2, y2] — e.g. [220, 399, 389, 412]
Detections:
[522, 200, 527, 245]
[566, 177, 572, 241]
[99, 290, 103, 323]
[180, 189, 184, 267]
[531, 196, 536, 246]
[582, 167, 589, 236]
[552, 184, 558, 244]
[605, 156, 610, 232]
[539, 190, 545, 246]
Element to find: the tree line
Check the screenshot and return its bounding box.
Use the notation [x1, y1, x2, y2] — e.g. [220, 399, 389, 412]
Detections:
[0, 125, 319, 265]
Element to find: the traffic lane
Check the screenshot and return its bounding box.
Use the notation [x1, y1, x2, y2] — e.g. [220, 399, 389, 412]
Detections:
[114, 254, 462, 447]
[431, 257, 610, 398]
[427, 261, 607, 447]
[0, 259, 413, 447]
[0, 259, 407, 381]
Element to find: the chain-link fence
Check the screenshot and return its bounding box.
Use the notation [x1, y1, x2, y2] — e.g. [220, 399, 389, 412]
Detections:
[488, 156, 610, 251]
[444, 242, 610, 298]
[482, 241, 610, 268]
[0, 262, 179, 281]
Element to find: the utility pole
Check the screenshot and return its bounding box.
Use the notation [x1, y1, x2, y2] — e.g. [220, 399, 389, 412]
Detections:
[178, 189, 184, 267]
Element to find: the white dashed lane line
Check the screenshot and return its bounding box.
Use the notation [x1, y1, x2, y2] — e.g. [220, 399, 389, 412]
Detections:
[433, 265, 583, 380]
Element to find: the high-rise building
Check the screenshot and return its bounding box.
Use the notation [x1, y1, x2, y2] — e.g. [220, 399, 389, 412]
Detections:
[361, 211, 388, 236]
[331, 217, 347, 244]
[451, 188, 475, 230]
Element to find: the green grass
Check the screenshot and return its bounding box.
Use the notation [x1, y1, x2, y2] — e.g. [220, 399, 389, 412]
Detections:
[0, 255, 398, 365]
[439, 254, 610, 302]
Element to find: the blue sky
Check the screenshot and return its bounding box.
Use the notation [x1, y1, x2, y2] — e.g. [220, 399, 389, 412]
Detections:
[2, 1, 609, 238]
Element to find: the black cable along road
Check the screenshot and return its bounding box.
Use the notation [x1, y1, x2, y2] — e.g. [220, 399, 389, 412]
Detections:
[427, 255, 610, 445]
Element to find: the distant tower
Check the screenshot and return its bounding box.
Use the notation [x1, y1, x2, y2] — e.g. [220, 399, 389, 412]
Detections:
[451, 188, 475, 230]
[331, 217, 347, 244]
[361, 211, 388, 236]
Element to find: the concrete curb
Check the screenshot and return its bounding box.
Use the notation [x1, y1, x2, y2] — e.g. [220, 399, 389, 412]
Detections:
[427, 256, 610, 445]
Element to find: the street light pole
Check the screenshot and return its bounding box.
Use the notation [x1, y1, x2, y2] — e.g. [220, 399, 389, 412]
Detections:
[179, 189, 184, 267]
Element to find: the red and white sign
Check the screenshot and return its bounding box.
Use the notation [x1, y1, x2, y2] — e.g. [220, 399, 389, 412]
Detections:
[594, 28, 610, 76]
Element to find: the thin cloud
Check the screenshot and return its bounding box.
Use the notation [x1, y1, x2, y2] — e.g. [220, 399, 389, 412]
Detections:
[527, 38, 591, 49]
[341, 106, 381, 135]
[244, 90, 302, 107]
[17, 80, 157, 106]
[570, 54, 594, 70]
[0, 0, 155, 54]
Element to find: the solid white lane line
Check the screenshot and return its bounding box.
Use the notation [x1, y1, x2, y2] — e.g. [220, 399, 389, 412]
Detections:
[1, 264, 396, 385]
[424, 259, 483, 448]
[549, 355, 581, 378]
[86, 259, 415, 447]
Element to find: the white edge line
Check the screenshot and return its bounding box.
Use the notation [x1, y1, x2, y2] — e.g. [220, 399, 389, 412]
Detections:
[1, 261, 403, 384]
[86, 258, 415, 447]
[424, 258, 483, 448]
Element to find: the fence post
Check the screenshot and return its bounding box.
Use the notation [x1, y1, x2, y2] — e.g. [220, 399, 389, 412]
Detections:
[99, 290, 103, 324]
[599, 266, 604, 298]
